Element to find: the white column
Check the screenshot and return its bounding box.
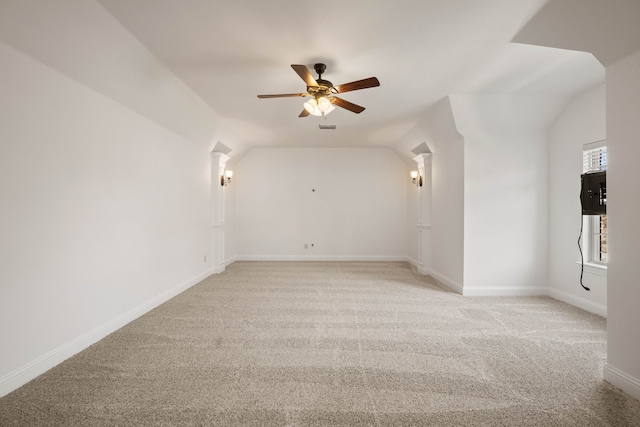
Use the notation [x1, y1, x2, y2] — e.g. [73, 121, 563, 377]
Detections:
[211, 152, 230, 274]
[413, 153, 433, 273]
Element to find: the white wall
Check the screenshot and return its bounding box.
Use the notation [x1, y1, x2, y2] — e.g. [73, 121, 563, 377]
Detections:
[430, 137, 465, 290]
[234, 148, 408, 260]
[548, 84, 606, 316]
[462, 129, 549, 294]
[398, 98, 465, 291]
[605, 48, 640, 399]
[446, 94, 549, 295]
[0, 0, 240, 396]
[0, 41, 213, 395]
[510, 0, 640, 399]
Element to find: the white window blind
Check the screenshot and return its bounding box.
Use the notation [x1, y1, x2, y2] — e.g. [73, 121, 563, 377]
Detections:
[583, 140, 607, 173]
[582, 139, 607, 265]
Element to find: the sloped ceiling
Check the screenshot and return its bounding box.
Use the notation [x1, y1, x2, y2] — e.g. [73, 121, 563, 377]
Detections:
[95, 0, 604, 155]
[514, 0, 640, 66]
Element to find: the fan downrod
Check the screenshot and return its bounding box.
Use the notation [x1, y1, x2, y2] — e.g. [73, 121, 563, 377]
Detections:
[312, 63, 334, 93]
[314, 63, 327, 78]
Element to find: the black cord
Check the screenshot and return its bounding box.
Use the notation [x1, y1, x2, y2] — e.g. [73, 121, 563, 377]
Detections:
[578, 190, 590, 291]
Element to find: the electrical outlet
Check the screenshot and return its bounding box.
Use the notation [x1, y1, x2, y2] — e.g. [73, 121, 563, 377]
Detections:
[304, 244, 308, 249]
[204, 255, 207, 262]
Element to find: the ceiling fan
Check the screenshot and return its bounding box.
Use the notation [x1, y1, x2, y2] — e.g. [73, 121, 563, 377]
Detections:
[257, 63, 380, 117]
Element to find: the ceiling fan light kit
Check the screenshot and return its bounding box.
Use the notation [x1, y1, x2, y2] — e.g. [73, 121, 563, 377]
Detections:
[258, 63, 380, 118]
[303, 97, 335, 117]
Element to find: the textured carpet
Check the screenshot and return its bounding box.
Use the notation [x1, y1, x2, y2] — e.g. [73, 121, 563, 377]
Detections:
[1, 261, 639, 426]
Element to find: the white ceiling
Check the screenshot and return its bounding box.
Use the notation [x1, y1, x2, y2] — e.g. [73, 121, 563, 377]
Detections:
[96, 0, 604, 152]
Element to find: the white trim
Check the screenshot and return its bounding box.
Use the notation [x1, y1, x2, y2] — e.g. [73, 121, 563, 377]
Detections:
[406, 256, 420, 268]
[412, 153, 433, 163]
[546, 288, 607, 317]
[211, 264, 226, 274]
[210, 255, 238, 274]
[236, 255, 409, 262]
[462, 286, 548, 297]
[417, 266, 463, 294]
[604, 363, 640, 401]
[210, 151, 231, 163]
[0, 268, 212, 398]
[576, 261, 607, 277]
[583, 139, 606, 151]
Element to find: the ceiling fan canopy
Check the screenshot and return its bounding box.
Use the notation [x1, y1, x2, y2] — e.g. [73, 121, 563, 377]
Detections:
[257, 63, 380, 117]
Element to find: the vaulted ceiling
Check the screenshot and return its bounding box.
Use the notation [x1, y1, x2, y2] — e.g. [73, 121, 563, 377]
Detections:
[96, 0, 604, 153]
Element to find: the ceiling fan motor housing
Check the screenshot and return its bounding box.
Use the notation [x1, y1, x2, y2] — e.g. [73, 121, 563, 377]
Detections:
[308, 63, 335, 97]
[309, 81, 335, 96]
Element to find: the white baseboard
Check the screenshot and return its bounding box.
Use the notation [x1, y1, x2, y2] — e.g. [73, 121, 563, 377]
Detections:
[389, 260, 607, 317]
[208, 256, 239, 274]
[236, 255, 409, 262]
[604, 363, 640, 401]
[0, 268, 212, 398]
[462, 286, 548, 297]
[417, 266, 463, 294]
[547, 288, 607, 318]
[211, 263, 226, 274]
[406, 257, 420, 269]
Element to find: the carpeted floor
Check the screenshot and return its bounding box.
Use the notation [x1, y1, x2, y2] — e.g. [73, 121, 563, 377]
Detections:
[1, 261, 639, 426]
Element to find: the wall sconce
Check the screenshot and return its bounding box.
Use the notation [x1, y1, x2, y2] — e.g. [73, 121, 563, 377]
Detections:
[410, 170, 422, 187]
[221, 170, 233, 186]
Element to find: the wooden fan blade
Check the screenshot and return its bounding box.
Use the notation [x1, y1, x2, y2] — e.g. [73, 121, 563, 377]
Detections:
[331, 97, 365, 114]
[291, 64, 318, 87]
[334, 77, 380, 94]
[257, 93, 308, 99]
[299, 109, 310, 118]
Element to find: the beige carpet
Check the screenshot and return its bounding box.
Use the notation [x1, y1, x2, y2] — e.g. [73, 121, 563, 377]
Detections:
[1, 261, 639, 426]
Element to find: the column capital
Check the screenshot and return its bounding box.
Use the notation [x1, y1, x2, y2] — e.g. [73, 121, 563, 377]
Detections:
[211, 151, 230, 165]
[412, 153, 432, 166]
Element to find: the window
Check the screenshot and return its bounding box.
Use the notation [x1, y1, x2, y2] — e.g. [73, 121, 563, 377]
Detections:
[582, 141, 607, 265]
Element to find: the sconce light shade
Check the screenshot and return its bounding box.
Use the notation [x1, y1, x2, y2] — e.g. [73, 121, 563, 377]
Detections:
[221, 169, 233, 186]
[410, 170, 422, 187]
